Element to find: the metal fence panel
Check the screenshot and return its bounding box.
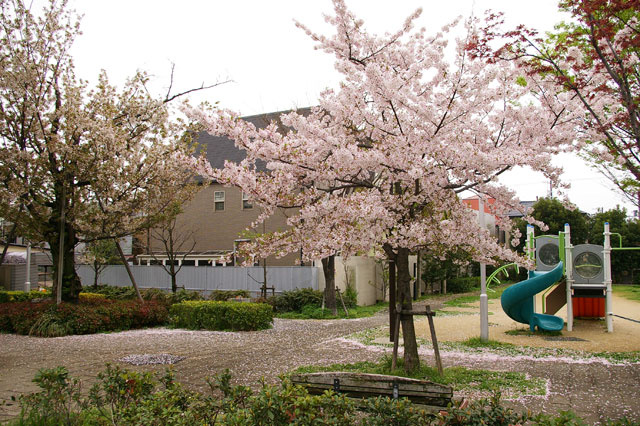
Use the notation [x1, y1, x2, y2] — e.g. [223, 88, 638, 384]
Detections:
[76, 265, 318, 295]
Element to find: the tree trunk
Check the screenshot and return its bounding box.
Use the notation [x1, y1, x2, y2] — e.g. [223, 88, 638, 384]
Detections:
[389, 259, 396, 342]
[321, 255, 337, 316]
[93, 261, 99, 289]
[396, 247, 420, 372]
[170, 261, 177, 293]
[49, 222, 82, 303]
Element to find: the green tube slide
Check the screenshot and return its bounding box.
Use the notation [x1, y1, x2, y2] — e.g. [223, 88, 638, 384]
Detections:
[500, 262, 565, 332]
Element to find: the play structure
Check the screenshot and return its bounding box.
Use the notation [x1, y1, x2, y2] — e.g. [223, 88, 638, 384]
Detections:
[496, 222, 620, 333]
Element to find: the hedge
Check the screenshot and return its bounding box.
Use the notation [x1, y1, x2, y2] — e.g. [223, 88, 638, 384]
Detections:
[268, 288, 324, 313]
[169, 300, 273, 331]
[0, 290, 51, 303]
[446, 277, 480, 294]
[208, 289, 250, 301]
[0, 299, 168, 337]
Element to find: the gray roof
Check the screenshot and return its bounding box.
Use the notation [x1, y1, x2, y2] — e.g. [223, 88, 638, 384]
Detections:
[194, 108, 312, 174]
[507, 201, 536, 218]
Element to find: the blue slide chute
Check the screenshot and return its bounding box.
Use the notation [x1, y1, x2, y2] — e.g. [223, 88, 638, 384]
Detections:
[500, 262, 565, 332]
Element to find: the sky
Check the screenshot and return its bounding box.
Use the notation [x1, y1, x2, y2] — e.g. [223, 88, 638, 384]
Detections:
[65, 0, 635, 216]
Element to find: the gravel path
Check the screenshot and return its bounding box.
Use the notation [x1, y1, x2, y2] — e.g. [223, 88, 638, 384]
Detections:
[1, 306, 639, 424]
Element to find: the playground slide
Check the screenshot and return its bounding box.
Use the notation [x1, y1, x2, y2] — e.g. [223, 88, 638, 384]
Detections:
[501, 262, 565, 332]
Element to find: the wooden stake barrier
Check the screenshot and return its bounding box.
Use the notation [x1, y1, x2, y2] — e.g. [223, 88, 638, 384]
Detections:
[391, 305, 443, 375]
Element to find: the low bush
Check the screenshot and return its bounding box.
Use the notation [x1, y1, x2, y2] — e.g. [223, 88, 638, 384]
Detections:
[0, 290, 51, 303]
[78, 292, 107, 302]
[88, 285, 138, 300]
[208, 289, 250, 301]
[269, 288, 323, 313]
[169, 300, 273, 331]
[142, 288, 202, 305]
[0, 299, 168, 337]
[446, 277, 480, 294]
[12, 366, 631, 426]
[88, 286, 203, 305]
[342, 285, 358, 308]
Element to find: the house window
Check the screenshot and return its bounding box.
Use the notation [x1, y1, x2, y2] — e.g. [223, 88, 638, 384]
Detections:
[214, 191, 225, 211]
[242, 192, 253, 210]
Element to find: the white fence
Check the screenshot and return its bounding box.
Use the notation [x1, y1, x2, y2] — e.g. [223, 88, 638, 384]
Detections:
[76, 265, 319, 296]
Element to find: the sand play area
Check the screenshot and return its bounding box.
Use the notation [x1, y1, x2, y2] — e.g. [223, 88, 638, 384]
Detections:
[415, 287, 640, 352]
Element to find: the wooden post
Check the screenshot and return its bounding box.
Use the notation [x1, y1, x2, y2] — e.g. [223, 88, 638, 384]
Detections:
[337, 286, 349, 316]
[391, 305, 443, 375]
[426, 305, 443, 375]
[115, 239, 143, 302]
[391, 305, 402, 370]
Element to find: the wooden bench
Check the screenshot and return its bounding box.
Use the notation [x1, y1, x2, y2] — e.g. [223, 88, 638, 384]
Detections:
[290, 372, 453, 411]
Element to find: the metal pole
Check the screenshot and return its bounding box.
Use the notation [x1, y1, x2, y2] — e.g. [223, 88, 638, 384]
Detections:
[527, 225, 536, 313]
[24, 242, 31, 292]
[479, 197, 488, 341]
[603, 222, 613, 332]
[564, 223, 573, 331]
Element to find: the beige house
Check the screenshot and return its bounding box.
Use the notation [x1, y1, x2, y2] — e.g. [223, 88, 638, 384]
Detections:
[139, 110, 304, 267]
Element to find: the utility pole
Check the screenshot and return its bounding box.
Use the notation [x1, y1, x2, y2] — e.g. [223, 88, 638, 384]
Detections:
[479, 197, 488, 341]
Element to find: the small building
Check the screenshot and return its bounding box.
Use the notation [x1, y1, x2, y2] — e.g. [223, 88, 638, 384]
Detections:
[0, 244, 51, 291]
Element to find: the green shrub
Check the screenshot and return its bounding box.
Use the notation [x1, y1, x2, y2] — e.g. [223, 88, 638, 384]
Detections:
[436, 392, 529, 426]
[342, 284, 358, 308]
[78, 292, 106, 302]
[89, 285, 138, 300]
[0, 290, 52, 303]
[170, 288, 203, 304]
[142, 288, 203, 305]
[446, 277, 480, 294]
[169, 300, 273, 331]
[270, 288, 323, 313]
[208, 289, 250, 301]
[12, 366, 624, 425]
[12, 366, 83, 425]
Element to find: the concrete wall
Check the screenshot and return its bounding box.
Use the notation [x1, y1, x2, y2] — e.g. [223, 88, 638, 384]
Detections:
[317, 255, 418, 306]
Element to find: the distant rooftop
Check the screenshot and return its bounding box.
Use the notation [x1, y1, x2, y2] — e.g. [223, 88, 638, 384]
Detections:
[194, 108, 312, 175]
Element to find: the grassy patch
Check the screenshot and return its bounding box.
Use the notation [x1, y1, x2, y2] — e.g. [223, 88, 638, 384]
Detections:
[460, 337, 516, 349]
[591, 350, 640, 363]
[291, 356, 545, 398]
[435, 310, 476, 317]
[441, 284, 510, 308]
[613, 284, 640, 302]
[275, 302, 387, 319]
[444, 295, 478, 307]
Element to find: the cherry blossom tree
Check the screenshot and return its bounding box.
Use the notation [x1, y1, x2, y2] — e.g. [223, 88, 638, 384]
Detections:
[187, 0, 579, 371]
[0, 0, 213, 302]
[470, 0, 640, 204]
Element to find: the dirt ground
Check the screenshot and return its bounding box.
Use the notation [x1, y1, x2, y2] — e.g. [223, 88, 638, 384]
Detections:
[1, 292, 639, 425]
[415, 291, 640, 352]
